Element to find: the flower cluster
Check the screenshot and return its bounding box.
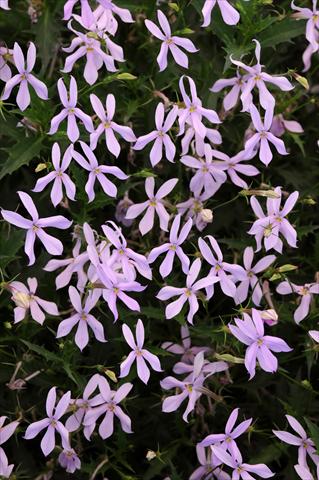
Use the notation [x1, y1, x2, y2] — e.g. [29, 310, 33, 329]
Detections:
[0, 0, 318, 478]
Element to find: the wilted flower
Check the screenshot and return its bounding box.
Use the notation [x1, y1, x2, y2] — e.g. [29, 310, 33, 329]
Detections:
[10, 277, 59, 324]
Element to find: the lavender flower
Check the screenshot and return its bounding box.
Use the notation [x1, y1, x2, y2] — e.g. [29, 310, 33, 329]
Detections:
[62, 21, 122, 84]
[199, 408, 252, 459]
[56, 286, 106, 351]
[133, 103, 178, 166]
[125, 177, 178, 235]
[148, 214, 192, 278]
[276, 281, 319, 323]
[234, 247, 276, 305]
[0, 417, 19, 479]
[161, 351, 207, 422]
[120, 319, 162, 384]
[231, 39, 294, 112]
[248, 187, 299, 253]
[228, 308, 292, 379]
[145, 10, 198, 71]
[10, 277, 59, 325]
[178, 75, 221, 139]
[1, 42, 48, 110]
[244, 105, 288, 166]
[161, 325, 210, 363]
[58, 447, 81, 474]
[90, 93, 136, 155]
[199, 235, 245, 298]
[211, 70, 247, 111]
[72, 141, 128, 201]
[156, 258, 219, 324]
[65, 374, 103, 440]
[211, 446, 274, 479]
[273, 415, 319, 469]
[0, 46, 13, 82]
[202, 0, 240, 27]
[102, 221, 152, 280]
[1, 191, 72, 265]
[190, 445, 231, 480]
[83, 378, 133, 439]
[24, 387, 71, 456]
[33, 143, 76, 207]
[48, 76, 93, 143]
[181, 144, 227, 197]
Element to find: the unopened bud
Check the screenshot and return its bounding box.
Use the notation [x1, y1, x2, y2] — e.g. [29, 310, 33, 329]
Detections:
[35, 163, 47, 173]
[260, 309, 278, 326]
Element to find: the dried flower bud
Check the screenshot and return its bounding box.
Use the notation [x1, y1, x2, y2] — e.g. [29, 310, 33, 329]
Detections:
[200, 208, 213, 223]
[146, 450, 157, 461]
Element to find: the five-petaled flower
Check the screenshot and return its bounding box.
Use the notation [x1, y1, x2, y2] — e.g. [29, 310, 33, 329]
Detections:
[125, 177, 178, 236]
[228, 308, 292, 379]
[248, 187, 299, 253]
[90, 93, 136, 155]
[1, 191, 72, 265]
[1, 42, 48, 111]
[145, 10, 198, 71]
[133, 103, 178, 166]
[148, 214, 192, 278]
[120, 319, 162, 384]
[24, 387, 71, 456]
[157, 257, 219, 324]
[48, 76, 94, 143]
[33, 143, 76, 207]
[56, 286, 106, 351]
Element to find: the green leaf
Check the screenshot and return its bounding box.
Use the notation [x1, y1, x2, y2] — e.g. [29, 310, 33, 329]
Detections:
[33, 4, 61, 75]
[0, 135, 44, 180]
[304, 418, 319, 454]
[259, 17, 306, 48]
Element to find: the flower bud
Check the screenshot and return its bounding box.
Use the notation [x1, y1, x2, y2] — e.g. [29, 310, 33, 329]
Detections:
[200, 209, 213, 223]
[146, 450, 157, 461]
[260, 309, 278, 326]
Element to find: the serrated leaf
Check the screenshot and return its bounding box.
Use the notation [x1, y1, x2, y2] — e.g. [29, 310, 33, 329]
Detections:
[0, 135, 44, 179]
